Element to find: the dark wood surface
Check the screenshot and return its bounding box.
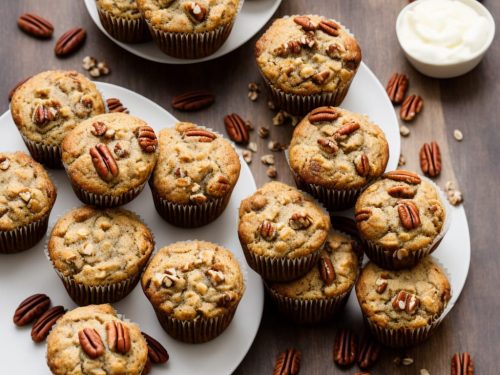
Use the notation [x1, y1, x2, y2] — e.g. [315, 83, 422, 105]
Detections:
[1, 0, 499, 373]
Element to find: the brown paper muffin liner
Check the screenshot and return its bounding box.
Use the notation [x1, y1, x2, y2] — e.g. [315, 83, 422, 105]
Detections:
[97, 7, 151, 43]
[68, 179, 147, 208]
[0, 213, 50, 254]
[21, 135, 62, 169]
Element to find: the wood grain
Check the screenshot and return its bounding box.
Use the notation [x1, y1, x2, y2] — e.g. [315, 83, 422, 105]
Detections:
[1, 1, 499, 374]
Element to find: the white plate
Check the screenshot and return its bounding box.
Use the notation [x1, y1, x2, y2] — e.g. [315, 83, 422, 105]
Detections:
[84, 0, 283, 64]
[0, 82, 263, 375]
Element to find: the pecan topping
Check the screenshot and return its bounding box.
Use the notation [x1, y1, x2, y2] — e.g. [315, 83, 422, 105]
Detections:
[333, 328, 358, 366]
[31, 306, 65, 343]
[106, 97, 129, 113]
[312, 70, 332, 85]
[17, 13, 54, 38]
[114, 142, 129, 158]
[171, 90, 215, 111]
[293, 16, 316, 31]
[259, 220, 276, 241]
[317, 137, 338, 154]
[184, 128, 217, 142]
[91, 121, 106, 137]
[375, 275, 388, 294]
[135, 126, 158, 153]
[33, 104, 58, 127]
[318, 20, 340, 36]
[79, 328, 105, 359]
[190, 193, 207, 204]
[54, 27, 86, 57]
[184, 2, 207, 23]
[392, 290, 420, 314]
[308, 107, 340, 124]
[451, 352, 474, 375]
[398, 200, 421, 230]
[8, 76, 31, 102]
[142, 332, 169, 364]
[420, 141, 442, 177]
[0, 156, 10, 171]
[384, 170, 421, 185]
[386, 73, 409, 104]
[274, 41, 302, 57]
[13, 293, 51, 326]
[299, 31, 316, 48]
[400, 94, 423, 121]
[90, 144, 119, 182]
[355, 209, 371, 222]
[355, 154, 370, 177]
[288, 212, 312, 230]
[274, 348, 301, 375]
[335, 122, 360, 137]
[387, 185, 416, 198]
[216, 292, 235, 307]
[106, 321, 131, 355]
[319, 255, 335, 285]
[224, 113, 250, 145]
[357, 334, 382, 369]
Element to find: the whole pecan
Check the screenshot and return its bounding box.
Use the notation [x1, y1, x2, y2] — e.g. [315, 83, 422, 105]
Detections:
[13, 293, 51, 326]
[309, 107, 340, 124]
[451, 352, 474, 375]
[312, 70, 332, 85]
[17, 13, 53, 38]
[54, 27, 86, 57]
[79, 328, 105, 359]
[31, 306, 66, 343]
[106, 321, 131, 355]
[333, 328, 358, 366]
[355, 209, 371, 222]
[293, 16, 316, 31]
[319, 20, 340, 36]
[384, 170, 421, 185]
[259, 220, 276, 241]
[91, 121, 107, 137]
[288, 212, 312, 230]
[319, 255, 335, 285]
[355, 154, 370, 177]
[184, 2, 207, 23]
[336, 122, 360, 137]
[8, 76, 32, 101]
[224, 113, 250, 145]
[398, 200, 421, 230]
[317, 137, 338, 154]
[135, 126, 158, 153]
[171, 90, 215, 111]
[387, 185, 416, 198]
[400, 94, 423, 121]
[184, 128, 217, 142]
[274, 348, 301, 375]
[142, 332, 169, 364]
[420, 141, 442, 177]
[392, 290, 420, 314]
[386, 73, 409, 104]
[90, 144, 119, 182]
[106, 98, 129, 113]
[357, 334, 382, 369]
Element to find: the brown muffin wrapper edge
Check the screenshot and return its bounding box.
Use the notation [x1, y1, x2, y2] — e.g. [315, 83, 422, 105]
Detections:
[21, 135, 62, 169]
[0, 212, 50, 254]
[97, 7, 151, 43]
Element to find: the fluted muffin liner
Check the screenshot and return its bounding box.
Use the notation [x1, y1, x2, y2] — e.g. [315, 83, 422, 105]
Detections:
[21, 135, 62, 169]
[0, 212, 51, 254]
[68, 180, 147, 208]
[97, 7, 151, 43]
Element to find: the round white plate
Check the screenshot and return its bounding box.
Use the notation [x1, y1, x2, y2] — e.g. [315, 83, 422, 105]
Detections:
[0, 82, 263, 375]
[84, 0, 283, 64]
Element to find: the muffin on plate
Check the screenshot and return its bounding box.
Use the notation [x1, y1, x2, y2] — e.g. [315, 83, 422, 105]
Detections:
[355, 170, 447, 269]
[289, 106, 389, 211]
[47, 206, 155, 305]
[266, 230, 360, 323]
[238, 181, 330, 282]
[10, 70, 105, 168]
[0, 151, 57, 253]
[150, 122, 240, 227]
[255, 15, 361, 115]
[137, 0, 240, 58]
[355, 258, 451, 347]
[62, 113, 158, 207]
[96, 0, 151, 43]
[46, 304, 148, 375]
[141, 240, 245, 343]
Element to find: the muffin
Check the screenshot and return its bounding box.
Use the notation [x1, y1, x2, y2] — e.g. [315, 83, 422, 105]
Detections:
[238, 181, 330, 282]
[255, 15, 362, 115]
[150, 122, 240, 227]
[355, 170, 447, 269]
[266, 230, 360, 323]
[355, 258, 451, 347]
[137, 0, 240, 58]
[62, 113, 158, 207]
[10, 70, 105, 168]
[141, 241, 245, 343]
[96, 0, 151, 43]
[46, 304, 148, 374]
[47, 206, 155, 305]
[289, 106, 389, 211]
[0, 152, 57, 253]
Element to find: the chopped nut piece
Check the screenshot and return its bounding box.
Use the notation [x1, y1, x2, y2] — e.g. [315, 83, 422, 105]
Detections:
[80, 243, 94, 256]
[190, 193, 207, 204]
[261, 154, 275, 165]
[0, 157, 10, 171]
[268, 141, 282, 152]
[19, 191, 32, 203]
[248, 142, 258, 153]
[266, 166, 277, 178]
[272, 111, 286, 126]
[400, 124, 410, 137]
[207, 269, 225, 284]
[104, 128, 115, 139]
[453, 129, 463, 141]
[267, 100, 276, 111]
[248, 91, 258, 101]
[258, 126, 270, 138]
[245, 120, 254, 131]
[420, 369, 431, 375]
[398, 154, 406, 167]
[97, 61, 110, 75]
[402, 357, 414, 366]
[89, 67, 100, 78]
[242, 150, 252, 164]
[82, 56, 97, 71]
[248, 82, 260, 92]
[444, 181, 464, 206]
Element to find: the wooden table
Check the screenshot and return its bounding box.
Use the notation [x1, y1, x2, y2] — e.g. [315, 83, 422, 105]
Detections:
[1, 0, 498, 373]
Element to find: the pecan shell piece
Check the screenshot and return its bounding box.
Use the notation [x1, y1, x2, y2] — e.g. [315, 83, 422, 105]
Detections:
[106, 321, 131, 355]
[384, 170, 421, 185]
[397, 200, 421, 230]
[171, 90, 215, 111]
[451, 352, 474, 375]
[54, 27, 86, 57]
[333, 328, 358, 366]
[319, 255, 336, 285]
[90, 143, 119, 182]
[79, 328, 105, 359]
[308, 107, 340, 124]
[31, 305, 66, 343]
[386, 73, 409, 104]
[400, 94, 423, 121]
[13, 293, 51, 326]
[420, 141, 442, 177]
[135, 126, 158, 153]
[273, 348, 301, 375]
[318, 20, 340, 36]
[17, 13, 54, 38]
[392, 290, 420, 315]
[224, 113, 250, 145]
[293, 16, 316, 31]
[142, 332, 169, 364]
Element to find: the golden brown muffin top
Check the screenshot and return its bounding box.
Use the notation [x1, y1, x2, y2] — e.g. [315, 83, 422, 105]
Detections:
[289, 107, 389, 190]
[96, 0, 143, 19]
[355, 258, 451, 330]
[141, 241, 245, 320]
[0, 151, 56, 231]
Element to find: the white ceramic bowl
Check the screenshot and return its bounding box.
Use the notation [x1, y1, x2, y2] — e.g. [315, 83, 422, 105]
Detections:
[396, 0, 495, 78]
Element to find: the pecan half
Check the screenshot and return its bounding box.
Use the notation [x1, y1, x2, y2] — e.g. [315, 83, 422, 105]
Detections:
[17, 13, 53, 38]
[13, 293, 51, 326]
[357, 334, 382, 369]
[420, 141, 442, 177]
[319, 255, 335, 285]
[54, 27, 86, 57]
[31, 306, 65, 343]
[8, 76, 31, 101]
[375, 275, 388, 294]
[90, 144, 119, 182]
[33, 104, 58, 127]
[319, 20, 340, 36]
[106, 321, 131, 355]
[259, 220, 276, 241]
[79, 328, 105, 359]
[355, 209, 371, 222]
[384, 170, 421, 185]
[317, 137, 338, 154]
[387, 185, 416, 198]
[274, 348, 301, 375]
[171, 90, 215, 111]
[386, 73, 409, 104]
[336, 122, 360, 137]
[355, 154, 370, 177]
[308, 107, 340, 124]
[106, 97, 129, 113]
[135, 126, 158, 153]
[392, 290, 420, 314]
[312, 70, 332, 85]
[400, 94, 423, 121]
[451, 352, 474, 375]
[293, 16, 316, 31]
[274, 41, 302, 57]
[333, 328, 358, 366]
[398, 200, 421, 230]
[91, 121, 106, 137]
[184, 2, 207, 23]
[142, 332, 169, 364]
[288, 213, 312, 230]
[184, 128, 217, 142]
[224, 113, 250, 145]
